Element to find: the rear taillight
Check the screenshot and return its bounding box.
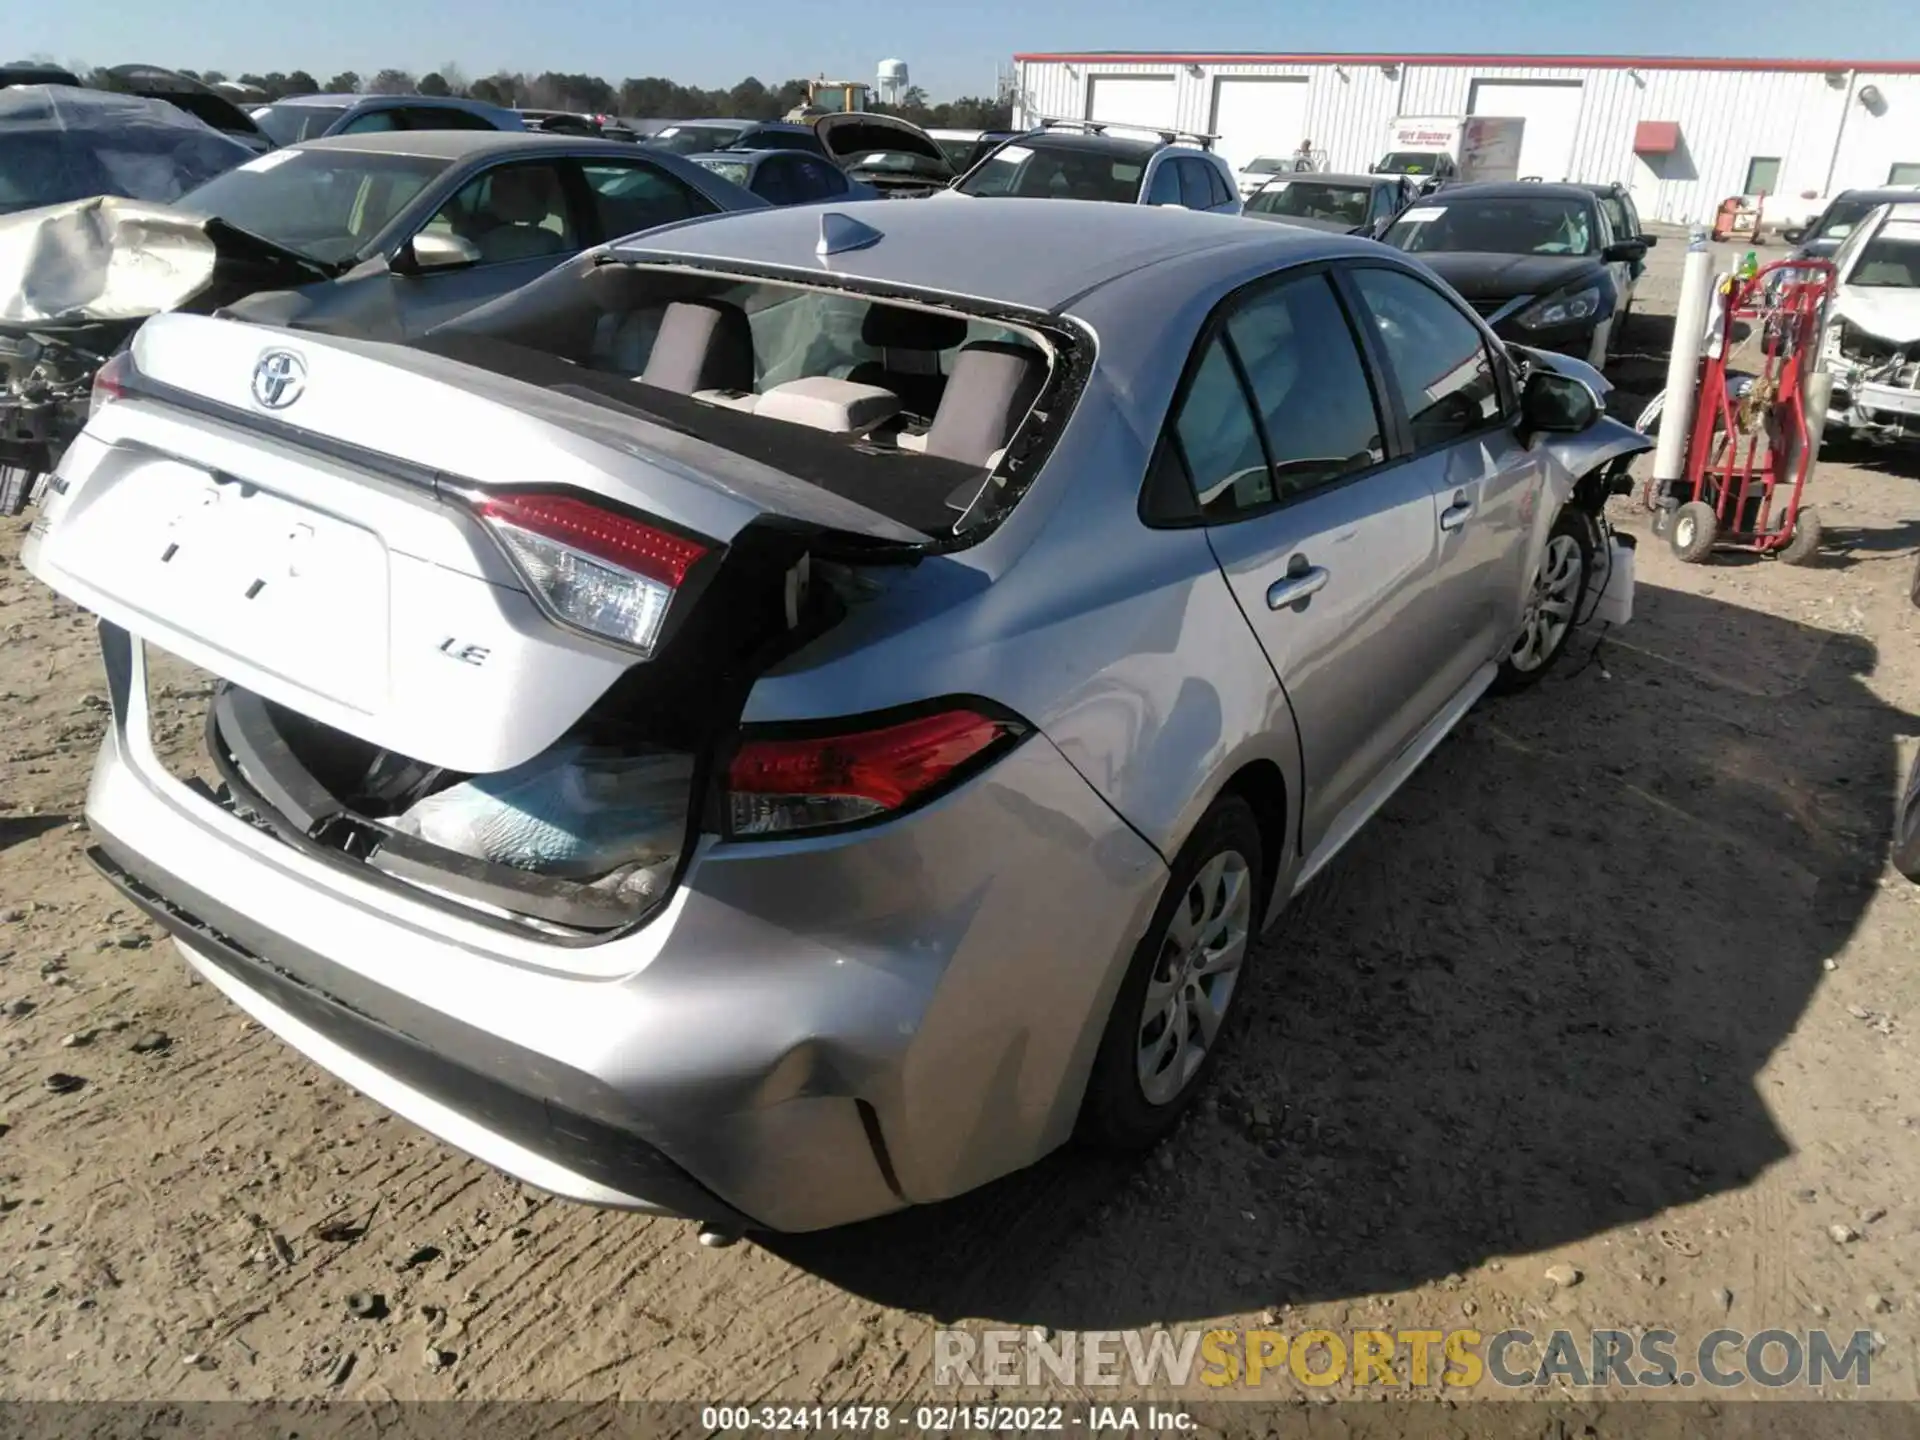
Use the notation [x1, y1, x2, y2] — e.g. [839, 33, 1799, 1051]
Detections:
[89, 350, 133, 416]
[469, 491, 710, 656]
[725, 705, 1027, 838]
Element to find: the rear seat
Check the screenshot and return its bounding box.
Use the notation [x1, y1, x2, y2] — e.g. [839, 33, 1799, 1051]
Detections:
[847, 306, 969, 420]
[898, 341, 1047, 469]
[638, 300, 756, 396]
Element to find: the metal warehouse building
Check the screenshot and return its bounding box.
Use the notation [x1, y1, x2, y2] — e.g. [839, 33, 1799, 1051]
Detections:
[1009, 52, 1920, 225]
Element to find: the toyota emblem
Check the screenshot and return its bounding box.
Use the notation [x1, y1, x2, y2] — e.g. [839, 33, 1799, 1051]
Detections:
[252, 349, 307, 410]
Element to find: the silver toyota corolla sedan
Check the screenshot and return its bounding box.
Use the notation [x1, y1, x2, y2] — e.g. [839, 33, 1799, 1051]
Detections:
[25, 198, 1650, 1234]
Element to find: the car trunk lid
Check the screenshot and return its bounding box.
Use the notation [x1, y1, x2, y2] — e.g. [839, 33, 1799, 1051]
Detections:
[25, 312, 926, 776]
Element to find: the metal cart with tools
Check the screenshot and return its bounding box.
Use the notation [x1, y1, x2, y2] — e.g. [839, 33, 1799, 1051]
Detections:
[1653, 257, 1836, 565]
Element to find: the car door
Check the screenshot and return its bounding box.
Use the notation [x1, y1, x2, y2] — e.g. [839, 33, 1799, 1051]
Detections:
[389, 157, 585, 336]
[1341, 263, 1546, 699]
[1171, 268, 1453, 855]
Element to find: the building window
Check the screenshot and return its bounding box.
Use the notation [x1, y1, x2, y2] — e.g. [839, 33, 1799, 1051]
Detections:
[1889, 162, 1920, 186]
[1743, 156, 1781, 196]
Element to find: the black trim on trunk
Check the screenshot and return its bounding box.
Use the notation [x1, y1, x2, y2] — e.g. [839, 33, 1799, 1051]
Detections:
[85, 835, 752, 1229]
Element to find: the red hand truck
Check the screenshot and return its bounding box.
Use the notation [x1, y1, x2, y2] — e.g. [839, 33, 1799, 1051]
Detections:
[1653, 257, 1836, 565]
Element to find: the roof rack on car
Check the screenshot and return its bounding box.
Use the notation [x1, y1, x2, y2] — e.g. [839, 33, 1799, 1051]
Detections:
[1031, 115, 1221, 150]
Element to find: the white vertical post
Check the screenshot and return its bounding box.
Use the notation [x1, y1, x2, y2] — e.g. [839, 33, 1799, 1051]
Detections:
[1651, 228, 1716, 496]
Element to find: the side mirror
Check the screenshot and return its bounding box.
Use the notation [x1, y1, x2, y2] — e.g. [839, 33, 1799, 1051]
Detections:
[1781, 226, 1806, 245]
[1518, 368, 1600, 440]
[1602, 239, 1648, 264]
[399, 232, 481, 273]
[1638, 232, 1659, 248]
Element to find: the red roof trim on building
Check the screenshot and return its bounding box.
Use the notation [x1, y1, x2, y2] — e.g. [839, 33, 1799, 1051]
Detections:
[1010, 52, 1920, 76]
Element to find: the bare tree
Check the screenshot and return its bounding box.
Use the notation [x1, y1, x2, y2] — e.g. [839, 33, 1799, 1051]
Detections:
[366, 68, 417, 96]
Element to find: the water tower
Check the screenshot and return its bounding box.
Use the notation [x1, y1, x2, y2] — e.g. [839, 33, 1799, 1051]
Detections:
[877, 58, 909, 106]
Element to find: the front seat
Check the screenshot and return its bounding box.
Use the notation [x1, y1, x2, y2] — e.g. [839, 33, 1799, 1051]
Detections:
[638, 300, 756, 395]
[848, 305, 968, 420]
[921, 341, 1046, 467]
[473, 169, 570, 265]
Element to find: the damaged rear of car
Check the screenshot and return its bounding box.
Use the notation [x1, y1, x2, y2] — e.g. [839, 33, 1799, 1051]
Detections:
[26, 231, 1115, 1231]
[1821, 199, 1920, 444]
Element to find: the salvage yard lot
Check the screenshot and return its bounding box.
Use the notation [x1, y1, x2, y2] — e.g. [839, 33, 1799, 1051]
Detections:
[1, 234, 1918, 1404]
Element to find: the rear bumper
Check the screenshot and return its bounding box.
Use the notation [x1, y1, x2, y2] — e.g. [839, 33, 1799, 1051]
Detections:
[82, 623, 1168, 1232]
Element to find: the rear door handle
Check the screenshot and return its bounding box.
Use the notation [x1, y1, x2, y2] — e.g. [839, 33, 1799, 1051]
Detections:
[1267, 566, 1330, 610]
[1440, 497, 1475, 532]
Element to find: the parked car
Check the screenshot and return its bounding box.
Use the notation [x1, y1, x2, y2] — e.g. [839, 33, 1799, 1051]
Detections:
[948, 121, 1241, 214]
[645, 118, 755, 155]
[176, 131, 765, 339]
[252, 94, 523, 146]
[690, 148, 878, 206]
[927, 127, 1018, 173]
[1381, 180, 1647, 369]
[518, 109, 637, 142]
[0, 64, 82, 89]
[0, 84, 250, 217]
[1782, 186, 1920, 261]
[807, 112, 957, 196]
[1234, 153, 1312, 196]
[1576, 180, 1657, 284]
[724, 121, 830, 156]
[0, 130, 765, 513]
[1242, 172, 1415, 235]
[1819, 199, 1920, 445]
[25, 197, 1648, 1234]
[98, 64, 275, 153]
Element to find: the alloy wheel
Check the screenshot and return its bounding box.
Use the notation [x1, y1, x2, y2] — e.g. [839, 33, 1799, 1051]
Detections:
[1136, 848, 1253, 1106]
[1509, 534, 1584, 672]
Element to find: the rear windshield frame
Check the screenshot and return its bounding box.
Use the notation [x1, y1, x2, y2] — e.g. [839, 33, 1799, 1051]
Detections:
[422, 251, 1096, 554]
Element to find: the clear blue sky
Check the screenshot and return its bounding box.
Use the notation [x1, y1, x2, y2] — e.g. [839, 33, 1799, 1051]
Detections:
[17, 0, 1920, 102]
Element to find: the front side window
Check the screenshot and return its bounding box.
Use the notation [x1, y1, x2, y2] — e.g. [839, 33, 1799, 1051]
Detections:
[422, 161, 576, 264]
[399, 105, 498, 132]
[1347, 267, 1502, 450]
[338, 108, 400, 135]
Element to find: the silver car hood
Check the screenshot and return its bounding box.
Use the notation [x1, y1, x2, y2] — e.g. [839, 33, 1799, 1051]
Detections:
[0, 196, 219, 323]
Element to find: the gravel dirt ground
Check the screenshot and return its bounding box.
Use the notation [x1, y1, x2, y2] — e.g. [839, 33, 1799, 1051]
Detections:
[1, 233, 1917, 1409]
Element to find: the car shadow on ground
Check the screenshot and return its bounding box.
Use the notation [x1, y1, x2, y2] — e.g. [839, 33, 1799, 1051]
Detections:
[767, 584, 1911, 1327]
[0, 813, 69, 852]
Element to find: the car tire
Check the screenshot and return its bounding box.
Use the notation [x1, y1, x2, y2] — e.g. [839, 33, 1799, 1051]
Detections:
[1077, 795, 1264, 1152]
[1895, 749, 1920, 884]
[1492, 506, 1594, 694]
[1778, 505, 1823, 566]
[1669, 500, 1719, 563]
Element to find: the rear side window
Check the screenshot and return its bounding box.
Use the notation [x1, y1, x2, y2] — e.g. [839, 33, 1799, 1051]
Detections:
[1206, 161, 1233, 208]
[1164, 274, 1387, 519]
[339, 108, 400, 135]
[1146, 160, 1182, 206]
[798, 158, 848, 197]
[1177, 159, 1215, 210]
[581, 161, 716, 239]
[399, 105, 498, 132]
[752, 157, 798, 205]
[1346, 266, 1502, 449]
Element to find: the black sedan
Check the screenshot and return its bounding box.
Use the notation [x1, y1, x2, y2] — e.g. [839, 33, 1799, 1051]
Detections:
[1381, 181, 1647, 369]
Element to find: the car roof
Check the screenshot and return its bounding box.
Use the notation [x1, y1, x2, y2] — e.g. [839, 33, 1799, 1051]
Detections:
[612, 195, 1359, 313]
[296, 130, 639, 160]
[1006, 129, 1162, 160]
[1574, 181, 1627, 195]
[1429, 181, 1598, 202]
[1835, 187, 1920, 204]
[1267, 172, 1392, 187]
[737, 121, 811, 134]
[660, 117, 752, 128]
[272, 92, 501, 110]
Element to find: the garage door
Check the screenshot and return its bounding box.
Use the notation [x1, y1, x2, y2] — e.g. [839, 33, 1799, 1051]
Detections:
[1468, 79, 1584, 183]
[1086, 75, 1176, 134]
[1210, 77, 1309, 175]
